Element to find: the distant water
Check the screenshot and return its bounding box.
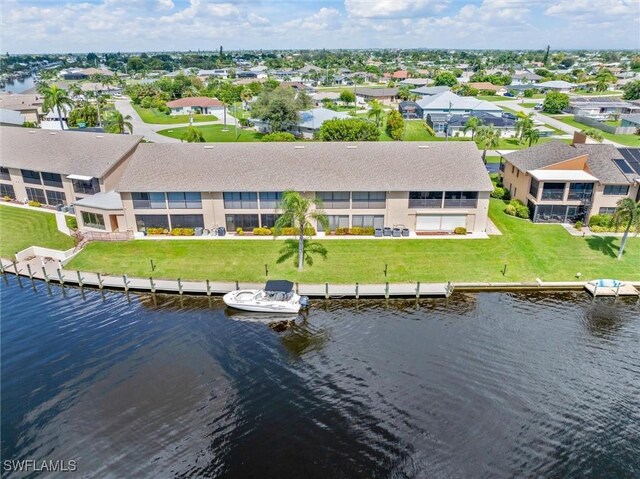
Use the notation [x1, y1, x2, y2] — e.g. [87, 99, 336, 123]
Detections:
[2, 75, 36, 94]
[1, 276, 639, 478]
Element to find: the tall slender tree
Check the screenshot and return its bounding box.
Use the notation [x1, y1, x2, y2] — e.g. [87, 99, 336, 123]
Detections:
[612, 198, 640, 260]
[41, 84, 74, 130]
[462, 116, 482, 139]
[367, 99, 383, 127]
[104, 110, 133, 134]
[475, 125, 502, 163]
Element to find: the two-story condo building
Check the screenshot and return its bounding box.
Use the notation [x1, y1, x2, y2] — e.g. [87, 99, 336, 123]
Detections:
[500, 137, 640, 223]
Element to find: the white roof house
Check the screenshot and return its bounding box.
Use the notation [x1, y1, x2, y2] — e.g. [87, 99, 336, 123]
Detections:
[252, 107, 350, 138]
[0, 108, 25, 126]
[537, 80, 578, 92]
[417, 91, 503, 116]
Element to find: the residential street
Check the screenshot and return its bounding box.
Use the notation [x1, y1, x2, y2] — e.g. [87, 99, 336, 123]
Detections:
[114, 99, 238, 143]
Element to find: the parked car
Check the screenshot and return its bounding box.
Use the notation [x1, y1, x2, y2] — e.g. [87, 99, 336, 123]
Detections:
[534, 103, 544, 110]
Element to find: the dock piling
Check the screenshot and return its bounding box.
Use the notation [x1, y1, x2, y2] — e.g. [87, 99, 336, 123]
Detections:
[615, 282, 620, 298]
[206, 279, 211, 296]
[77, 271, 84, 287]
[149, 277, 155, 293]
[41, 267, 49, 283]
[325, 282, 329, 299]
[355, 282, 359, 300]
[97, 272, 104, 289]
[385, 282, 389, 299]
[235, 280, 239, 291]
[27, 264, 33, 280]
[177, 278, 183, 295]
[57, 268, 65, 285]
[123, 274, 130, 292]
[416, 281, 420, 299]
[13, 260, 19, 276]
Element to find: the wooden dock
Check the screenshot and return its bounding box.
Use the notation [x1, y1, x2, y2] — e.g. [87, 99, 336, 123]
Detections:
[584, 282, 639, 298]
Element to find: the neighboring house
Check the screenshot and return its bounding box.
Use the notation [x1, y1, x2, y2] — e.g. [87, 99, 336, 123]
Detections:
[280, 81, 315, 93]
[0, 127, 142, 232]
[411, 86, 451, 97]
[416, 91, 503, 132]
[536, 80, 578, 93]
[399, 78, 433, 88]
[0, 93, 44, 123]
[41, 104, 72, 130]
[165, 97, 224, 116]
[466, 82, 508, 95]
[60, 68, 114, 80]
[311, 91, 340, 106]
[621, 114, 640, 128]
[445, 112, 516, 138]
[510, 72, 543, 85]
[236, 71, 259, 79]
[252, 107, 349, 139]
[384, 70, 410, 80]
[298, 64, 323, 75]
[80, 82, 123, 96]
[500, 137, 640, 224]
[0, 108, 25, 127]
[355, 87, 399, 105]
[115, 141, 493, 234]
[567, 97, 640, 119]
[398, 101, 423, 119]
[197, 69, 229, 79]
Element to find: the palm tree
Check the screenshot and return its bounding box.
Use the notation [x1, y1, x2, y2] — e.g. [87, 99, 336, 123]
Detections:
[240, 88, 253, 109]
[41, 84, 74, 130]
[274, 191, 329, 271]
[367, 99, 383, 127]
[515, 112, 534, 144]
[180, 126, 205, 143]
[462, 116, 481, 139]
[581, 128, 604, 143]
[68, 83, 83, 98]
[104, 110, 133, 134]
[475, 125, 502, 163]
[522, 128, 541, 147]
[612, 198, 640, 260]
[596, 78, 609, 92]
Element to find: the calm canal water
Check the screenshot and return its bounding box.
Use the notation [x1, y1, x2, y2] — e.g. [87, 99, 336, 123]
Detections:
[1, 276, 639, 478]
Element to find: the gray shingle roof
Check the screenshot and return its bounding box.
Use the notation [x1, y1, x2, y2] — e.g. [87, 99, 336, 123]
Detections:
[505, 141, 635, 184]
[0, 126, 142, 178]
[116, 142, 493, 193]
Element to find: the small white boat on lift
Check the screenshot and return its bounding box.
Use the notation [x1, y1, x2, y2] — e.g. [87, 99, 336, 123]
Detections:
[223, 280, 309, 314]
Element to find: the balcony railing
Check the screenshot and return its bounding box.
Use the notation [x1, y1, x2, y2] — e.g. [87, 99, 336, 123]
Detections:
[567, 193, 593, 202]
[409, 199, 443, 208]
[444, 199, 478, 208]
[540, 191, 564, 201]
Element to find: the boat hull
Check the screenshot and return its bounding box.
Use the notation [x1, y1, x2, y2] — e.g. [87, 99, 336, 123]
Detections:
[223, 290, 301, 314]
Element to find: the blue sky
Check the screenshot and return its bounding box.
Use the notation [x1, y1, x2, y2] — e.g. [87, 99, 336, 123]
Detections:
[1, 0, 639, 53]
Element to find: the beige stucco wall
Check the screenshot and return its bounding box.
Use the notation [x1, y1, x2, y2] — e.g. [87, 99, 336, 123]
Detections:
[590, 183, 640, 216]
[502, 162, 532, 203]
[1, 167, 80, 205]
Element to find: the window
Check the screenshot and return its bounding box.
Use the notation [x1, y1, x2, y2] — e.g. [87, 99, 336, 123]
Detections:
[260, 214, 283, 228]
[225, 214, 259, 231]
[409, 191, 443, 208]
[603, 185, 629, 196]
[132, 192, 166, 209]
[21, 169, 41, 185]
[25, 187, 46, 203]
[318, 215, 348, 232]
[514, 187, 517, 197]
[135, 214, 169, 230]
[170, 214, 204, 229]
[352, 191, 386, 209]
[599, 207, 616, 215]
[511, 165, 515, 174]
[541, 183, 565, 201]
[167, 192, 202, 209]
[0, 183, 15, 198]
[41, 172, 63, 188]
[46, 190, 67, 206]
[72, 178, 100, 195]
[82, 211, 105, 230]
[568, 183, 594, 201]
[317, 191, 350, 209]
[352, 215, 384, 229]
[259, 192, 283, 209]
[516, 170, 520, 178]
[223, 192, 258, 209]
[529, 178, 539, 199]
[444, 191, 478, 208]
[0, 167, 10, 181]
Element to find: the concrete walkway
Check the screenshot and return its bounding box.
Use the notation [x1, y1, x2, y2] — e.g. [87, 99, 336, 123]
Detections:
[114, 99, 239, 143]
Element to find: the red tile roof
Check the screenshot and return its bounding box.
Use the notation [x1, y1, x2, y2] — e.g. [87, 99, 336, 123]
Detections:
[166, 97, 223, 108]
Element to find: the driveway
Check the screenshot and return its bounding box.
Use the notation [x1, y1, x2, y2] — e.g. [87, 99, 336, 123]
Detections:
[115, 99, 238, 143]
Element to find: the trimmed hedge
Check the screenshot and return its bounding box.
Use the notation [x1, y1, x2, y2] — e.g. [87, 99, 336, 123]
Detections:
[147, 227, 169, 235]
[28, 201, 42, 207]
[252, 227, 273, 235]
[589, 214, 613, 228]
[505, 199, 529, 219]
[276, 226, 316, 236]
[334, 227, 375, 236]
[454, 227, 467, 235]
[170, 228, 195, 236]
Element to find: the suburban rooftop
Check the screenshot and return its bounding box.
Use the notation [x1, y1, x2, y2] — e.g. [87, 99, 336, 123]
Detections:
[115, 141, 494, 193]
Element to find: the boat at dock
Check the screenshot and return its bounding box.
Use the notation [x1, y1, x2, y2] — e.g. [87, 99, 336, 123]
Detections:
[223, 280, 309, 313]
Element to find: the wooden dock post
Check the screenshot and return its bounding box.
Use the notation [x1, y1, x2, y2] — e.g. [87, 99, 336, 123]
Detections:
[416, 281, 420, 299]
[123, 274, 130, 292]
[593, 283, 598, 298]
[446, 281, 453, 298]
[235, 280, 239, 291]
[177, 278, 183, 295]
[295, 282, 299, 294]
[76, 271, 84, 287]
[41, 267, 50, 283]
[0, 261, 4, 274]
[206, 279, 211, 296]
[325, 282, 329, 299]
[57, 268, 65, 285]
[615, 282, 620, 298]
[355, 282, 359, 300]
[385, 282, 389, 299]
[27, 264, 33, 280]
[12, 260, 19, 276]
[96, 272, 104, 289]
[149, 277, 155, 293]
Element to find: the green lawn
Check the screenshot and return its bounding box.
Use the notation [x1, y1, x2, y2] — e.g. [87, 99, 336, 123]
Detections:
[485, 155, 501, 164]
[132, 104, 218, 124]
[555, 117, 640, 147]
[477, 95, 516, 102]
[0, 205, 75, 258]
[520, 102, 539, 108]
[157, 124, 264, 142]
[65, 200, 640, 283]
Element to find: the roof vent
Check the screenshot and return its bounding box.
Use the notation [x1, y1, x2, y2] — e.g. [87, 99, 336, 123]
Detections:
[28, 131, 35, 134]
[49, 132, 56, 135]
[294, 145, 305, 149]
[346, 145, 357, 149]
[96, 135, 103, 138]
[204, 145, 214, 149]
[418, 145, 429, 149]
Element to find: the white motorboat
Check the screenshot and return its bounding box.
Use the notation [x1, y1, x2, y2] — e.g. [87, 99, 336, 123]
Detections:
[223, 280, 309, 314]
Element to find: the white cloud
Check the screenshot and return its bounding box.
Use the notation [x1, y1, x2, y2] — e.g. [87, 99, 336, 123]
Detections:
[157, 0, 174, 10]
[345, 0, 447, 18]
[282, 7, 342, 31]
[545, 0, 636, 17]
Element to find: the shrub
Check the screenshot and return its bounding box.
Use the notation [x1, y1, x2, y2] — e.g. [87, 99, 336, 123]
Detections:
[170, 227, 194, 236]
[490, 186, 507, 199]
[28, 201, 41, 207]
[277, 226, 316, 236]
[239, 118, 253, 128]
[589, 214, 613, 228]
[334, 227, 348, 235]
[590, 225, 624, 233]
[65, 216, 78, 229]
[146, 227, 167, 235]
[515, 204, 529, 219]
[505, 204, 517, 216]
[235, 227, 244, 236]
[348, 227, 375, 235]
[261, 132, 296, 142]
[454, 227, 467, 235]
[252, 227, 273, 235]
[3, 195, 11, 201]
[575, 220, 583, 231]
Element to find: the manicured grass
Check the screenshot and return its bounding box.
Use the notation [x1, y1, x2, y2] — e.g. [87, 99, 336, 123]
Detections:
[520, 102, 539, 108]
[477, 95, 516, 102]
[555, 117, 640, 147]
[132, 104, 218, 124]
[66, 200, 640, 283]
[0, 205, 75, 258]
[485, 155, 501, 164]
[157, 124, 264, 142]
